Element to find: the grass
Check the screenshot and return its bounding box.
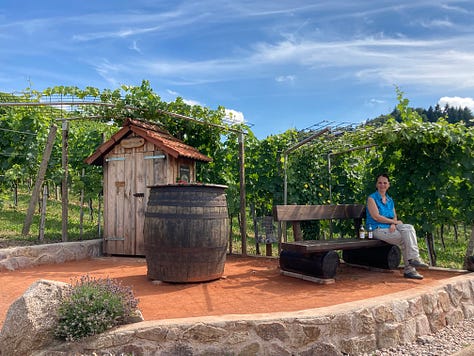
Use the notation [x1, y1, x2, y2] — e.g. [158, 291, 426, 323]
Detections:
[0, 191, 470, 269]
[418, 229, 471, 270]
[0, 192, 99, 244]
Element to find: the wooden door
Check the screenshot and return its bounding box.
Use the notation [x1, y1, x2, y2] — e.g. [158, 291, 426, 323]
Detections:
[103, 141, 166, 256]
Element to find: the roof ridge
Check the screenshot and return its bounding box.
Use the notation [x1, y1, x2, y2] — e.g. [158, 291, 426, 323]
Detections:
[126, 118, 169, 135]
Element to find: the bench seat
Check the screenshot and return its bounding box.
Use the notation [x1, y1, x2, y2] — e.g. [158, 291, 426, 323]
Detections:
[280, 238, 386, 254]
[274, 204, 401, 281]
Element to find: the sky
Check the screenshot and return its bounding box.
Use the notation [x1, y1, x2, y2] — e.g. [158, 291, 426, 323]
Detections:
[1, 1, 474, 139]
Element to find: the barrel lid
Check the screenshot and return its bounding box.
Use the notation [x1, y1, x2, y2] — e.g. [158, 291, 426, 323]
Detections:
[147, 183, 228, 189]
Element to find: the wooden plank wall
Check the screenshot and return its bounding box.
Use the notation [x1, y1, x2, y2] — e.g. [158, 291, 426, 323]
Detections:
[102, 135, 197, 256]
[103, 139, 161, 255]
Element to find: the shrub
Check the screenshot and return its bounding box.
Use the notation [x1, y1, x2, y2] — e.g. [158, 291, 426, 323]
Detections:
[54, 275, 139, 341]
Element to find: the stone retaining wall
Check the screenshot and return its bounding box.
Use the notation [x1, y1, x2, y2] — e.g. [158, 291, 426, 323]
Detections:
[41, 273, 474, 356]
[0, 239, 102, 271]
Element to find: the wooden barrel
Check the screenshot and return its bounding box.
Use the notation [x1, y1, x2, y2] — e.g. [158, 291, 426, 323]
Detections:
[279, 250, 340, 279]
[144, 184, 229, 282]
[342, 244, 401, 269]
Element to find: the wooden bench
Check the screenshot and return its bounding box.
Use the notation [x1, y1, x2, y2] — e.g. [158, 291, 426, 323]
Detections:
[274, 204, 401, 282]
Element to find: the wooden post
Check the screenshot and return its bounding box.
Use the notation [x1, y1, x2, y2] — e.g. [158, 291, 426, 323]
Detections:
[464, 225, 474, 270]
[263, 216, 274, 256]
[79, 168, 85, 240]
[97, 192, 102, 238]
[38, 184, 48, 241]
[250, 203, 261, 255]
[238, 132, 247, 255]
[228, 214, 233, 254]
[13, 182, 18, 207]
[266, 243, 272, 256]
[61, 119, 69, 242]
[293, 222, 303, 241]
[425, 232, 436, 266]
[22, 124, 57, 236]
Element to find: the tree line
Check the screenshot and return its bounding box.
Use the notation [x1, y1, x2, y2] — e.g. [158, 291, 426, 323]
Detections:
[371, 102, 474, 126]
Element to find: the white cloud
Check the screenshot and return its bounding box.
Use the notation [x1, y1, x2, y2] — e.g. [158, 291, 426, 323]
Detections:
[224, 109, 245, 124]
[92, 59, 123, 87]
[134, 35, 474, 90]
[166, 89, 179, 96]
[162, 89, 203, 107]
[129, 40, 142, 54]
[438, 96, 474, 111]
[275, 75, 295, 83]
[419, 18, 454, 29]
[73, 25, 163, 41]
[182, 98, 203, 106]
[441, 4, 471, 14]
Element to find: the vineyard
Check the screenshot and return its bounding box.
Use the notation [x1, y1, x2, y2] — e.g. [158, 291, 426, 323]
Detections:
[1, 83, 473, 269]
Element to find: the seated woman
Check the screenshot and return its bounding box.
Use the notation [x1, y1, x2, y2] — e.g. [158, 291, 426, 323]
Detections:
[366, 173, 429, 280]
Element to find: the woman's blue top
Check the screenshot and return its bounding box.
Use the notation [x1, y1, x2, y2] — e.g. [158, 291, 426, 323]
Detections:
[366, 191, 394, 229]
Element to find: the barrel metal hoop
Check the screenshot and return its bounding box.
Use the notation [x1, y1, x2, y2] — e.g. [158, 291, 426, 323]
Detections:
[147, 199, 227, 207]
[145, 212, 229, 219]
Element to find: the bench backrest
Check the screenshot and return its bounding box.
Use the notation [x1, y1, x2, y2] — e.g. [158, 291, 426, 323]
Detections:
[274, 204, 366, 222]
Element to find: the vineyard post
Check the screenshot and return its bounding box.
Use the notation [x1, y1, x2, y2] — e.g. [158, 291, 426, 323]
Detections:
[239, 131, 247, 255]
[79, 168, 85, 240]
[22, 124, 57, 236]
[38, 184, 48, 241]
[61, 119, 69, 242]
[464, 226, 474, 270]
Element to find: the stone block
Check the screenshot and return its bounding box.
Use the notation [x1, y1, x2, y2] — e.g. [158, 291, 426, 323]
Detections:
[438, 290, 452, 312]
[422, 291, 439, 315]
[445, 283, 465, 307]
[329, 312, 354, 337]
[398, 317, 417, 344]
[407, 296, 424, 317]
[445, 308, 464, 326]
[0, 279, 69, 356]
[373, 304, 395, 323]
[255, 321, 289, 342]
[354, 308, 376, 334]
[183, 323, 228, 343]
[461, 301, 474, 318]
[238, 341, 261, 355]
[340, 335, 377, 355]
[392, 299, 410, 321]
[376, 322, 401, 349]
[428, 311, 447, 332]
[415, 314, 431, 336]
[300, 342, 339, 356]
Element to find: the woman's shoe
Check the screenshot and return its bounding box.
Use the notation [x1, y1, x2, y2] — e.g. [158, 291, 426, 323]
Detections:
[404, 270, 423, 279]
[409, 259, 429, 269]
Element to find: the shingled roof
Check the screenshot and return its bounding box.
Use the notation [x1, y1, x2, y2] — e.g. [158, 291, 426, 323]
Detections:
[85, 118, 212, 166]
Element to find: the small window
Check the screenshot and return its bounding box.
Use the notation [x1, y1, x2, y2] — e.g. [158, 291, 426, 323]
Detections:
[179, 165, 190, 182]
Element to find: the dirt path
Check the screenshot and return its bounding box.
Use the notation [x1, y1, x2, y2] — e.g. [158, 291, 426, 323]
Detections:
[0, 254, 465, 328]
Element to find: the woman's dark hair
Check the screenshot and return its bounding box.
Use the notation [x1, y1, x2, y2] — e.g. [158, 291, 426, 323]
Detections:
[376, 173, 390, 182]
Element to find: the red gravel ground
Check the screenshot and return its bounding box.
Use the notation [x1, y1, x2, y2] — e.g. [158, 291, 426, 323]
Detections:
[0, 254, 467, 328]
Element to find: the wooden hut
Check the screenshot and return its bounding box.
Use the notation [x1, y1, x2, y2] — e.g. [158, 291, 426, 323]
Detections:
[85, 118, 212, 256]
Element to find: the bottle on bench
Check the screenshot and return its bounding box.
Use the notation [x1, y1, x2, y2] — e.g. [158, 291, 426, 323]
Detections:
[359, 225, 366, 239]
[368, 225, 373, 239]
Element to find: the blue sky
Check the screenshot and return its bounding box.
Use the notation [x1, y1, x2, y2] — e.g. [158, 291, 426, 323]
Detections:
[1, 1, 474, 138]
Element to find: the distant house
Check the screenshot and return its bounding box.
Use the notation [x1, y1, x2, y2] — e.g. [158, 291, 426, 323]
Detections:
[85, 118, 211, 256]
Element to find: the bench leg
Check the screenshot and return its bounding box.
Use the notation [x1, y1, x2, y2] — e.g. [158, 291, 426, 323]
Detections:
[342, 245, 401, 270]
[279, 250, 339, 279]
